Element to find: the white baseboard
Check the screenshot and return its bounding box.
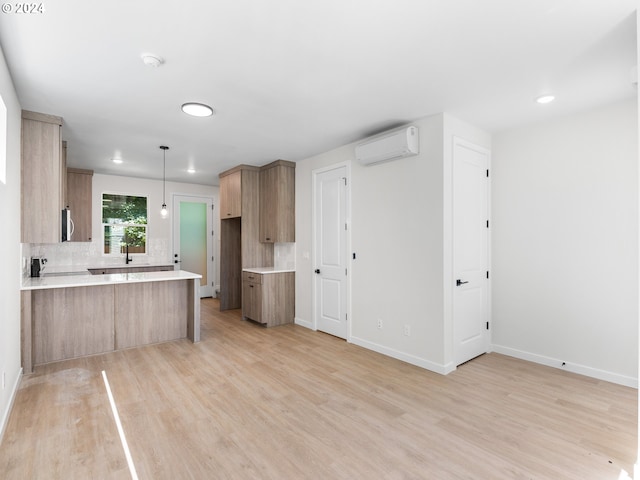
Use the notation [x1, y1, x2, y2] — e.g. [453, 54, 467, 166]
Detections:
[492, 344, 637, 388]
[0, 368, 22, 443]
[294, 317, 314, 330]
[350, 336, 450, 375]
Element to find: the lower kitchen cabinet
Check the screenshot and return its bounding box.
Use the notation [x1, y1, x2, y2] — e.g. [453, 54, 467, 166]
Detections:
[242, 271, 294, 327]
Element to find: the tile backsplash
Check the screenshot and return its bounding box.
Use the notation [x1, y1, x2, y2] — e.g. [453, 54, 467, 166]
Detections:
[22, 239, 172, 277]
[274, 242, 295, 270]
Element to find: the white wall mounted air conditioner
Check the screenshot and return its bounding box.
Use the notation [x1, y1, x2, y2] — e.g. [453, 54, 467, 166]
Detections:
[355, 126, 420, 166]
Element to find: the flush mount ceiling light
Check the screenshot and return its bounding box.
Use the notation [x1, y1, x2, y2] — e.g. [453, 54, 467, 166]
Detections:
[181, 102, 214, 117]
[187, 167, 196, 174]
[112, 158, 123, 164]
[535, 94, 556, 104]
[160, 146, 169, 217]
[141, 53, 164, 67]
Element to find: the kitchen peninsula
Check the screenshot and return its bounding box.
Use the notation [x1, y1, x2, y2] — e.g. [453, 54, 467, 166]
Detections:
[21, 270, 201, 373]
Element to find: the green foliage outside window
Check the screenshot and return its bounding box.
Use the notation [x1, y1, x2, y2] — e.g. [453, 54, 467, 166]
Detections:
[102, 194, 148, 254]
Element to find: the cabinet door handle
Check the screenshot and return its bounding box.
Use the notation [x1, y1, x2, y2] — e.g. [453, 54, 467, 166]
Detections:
[456, 279, 469, 286]
[249, 285, 254, 288]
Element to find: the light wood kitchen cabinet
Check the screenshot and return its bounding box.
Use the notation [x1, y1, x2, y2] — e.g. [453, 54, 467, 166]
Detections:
[21, 110, 64, 243]
[219, 165, 273, 310]
[242, 271, 294, 327]
[60, 141, 67, 213]
[219, 169, 242, 218]
[242, 271, 262, 322]
[259, 160, 295, 243]
[66, 168, 93, 242]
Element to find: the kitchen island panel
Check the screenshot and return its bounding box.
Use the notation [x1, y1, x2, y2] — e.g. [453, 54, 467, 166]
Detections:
[115, 281, 188, 349]
[21, 271, 201, 373]
[32, 285, 115, 365]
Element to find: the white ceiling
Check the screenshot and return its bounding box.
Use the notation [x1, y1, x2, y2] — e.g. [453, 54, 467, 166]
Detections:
[0, 0, 637, 186]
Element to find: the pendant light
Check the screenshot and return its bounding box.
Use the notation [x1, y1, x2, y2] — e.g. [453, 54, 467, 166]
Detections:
[160, 145, 169, 217]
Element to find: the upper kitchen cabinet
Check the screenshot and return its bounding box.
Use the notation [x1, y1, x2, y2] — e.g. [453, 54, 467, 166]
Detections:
[259, 160, 295, 243]
[61, 141, 67, 211]
[66, 168, 93, 242]
[21, 110, 64, 244]
[219, 169, 242, 218]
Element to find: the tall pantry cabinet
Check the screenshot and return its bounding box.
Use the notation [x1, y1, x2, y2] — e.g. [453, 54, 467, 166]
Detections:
[219, 165, 273, 310]
[219, 160, 296, 312]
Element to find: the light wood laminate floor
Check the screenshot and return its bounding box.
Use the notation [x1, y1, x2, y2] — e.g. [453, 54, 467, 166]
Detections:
[1, 298, 637, 479]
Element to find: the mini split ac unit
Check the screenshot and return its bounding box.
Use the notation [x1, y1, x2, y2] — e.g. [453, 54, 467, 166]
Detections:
[355, 126, 420, 166]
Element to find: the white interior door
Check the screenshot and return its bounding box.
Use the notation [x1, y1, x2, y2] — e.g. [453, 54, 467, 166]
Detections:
[314, 164, 348, 339]
[172, 195, 214, 298]
[453, 137, 490, 365]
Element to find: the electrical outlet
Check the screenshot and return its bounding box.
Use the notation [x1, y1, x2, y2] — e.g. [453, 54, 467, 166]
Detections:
[404, 325, 411, 336]
[377, 319, 382, 329]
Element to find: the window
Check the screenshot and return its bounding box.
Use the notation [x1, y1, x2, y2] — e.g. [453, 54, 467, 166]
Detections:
[102, 194, 148, 255]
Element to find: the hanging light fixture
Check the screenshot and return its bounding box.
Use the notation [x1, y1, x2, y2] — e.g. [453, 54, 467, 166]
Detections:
[160, 146, 169, 217]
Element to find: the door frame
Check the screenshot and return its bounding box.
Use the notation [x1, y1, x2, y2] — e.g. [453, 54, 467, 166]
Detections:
[171, 193, 216, 298]
[449, 136, 492, 368]
[311, 161, 352, 341]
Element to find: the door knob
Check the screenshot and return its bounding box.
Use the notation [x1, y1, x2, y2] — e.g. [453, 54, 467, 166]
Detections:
[456, 279, 469, 286]
[314, 269, 321, 274]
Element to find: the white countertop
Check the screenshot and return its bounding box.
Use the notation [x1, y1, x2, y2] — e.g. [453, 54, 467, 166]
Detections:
[21, 270, 202, 291]
[42, 263, 174, 275]
[243, 267, 295, 274]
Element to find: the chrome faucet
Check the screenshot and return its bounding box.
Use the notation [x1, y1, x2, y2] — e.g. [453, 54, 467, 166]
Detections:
[125, 244, 132, 264]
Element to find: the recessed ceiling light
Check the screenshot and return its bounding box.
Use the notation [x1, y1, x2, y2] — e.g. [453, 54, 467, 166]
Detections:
[187, 167, 196, 174]
[535, 94, 555, 104]
[112, 158, 123, 164]
[141, 54, 164, 67]
[181, 103, 214, 117]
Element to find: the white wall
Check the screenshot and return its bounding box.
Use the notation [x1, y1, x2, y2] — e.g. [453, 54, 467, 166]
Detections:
[350, 115, 445, 370]
[0, 46, 22, 438]
[295, 113, 490, 373]
[492, 99, 638, 386]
